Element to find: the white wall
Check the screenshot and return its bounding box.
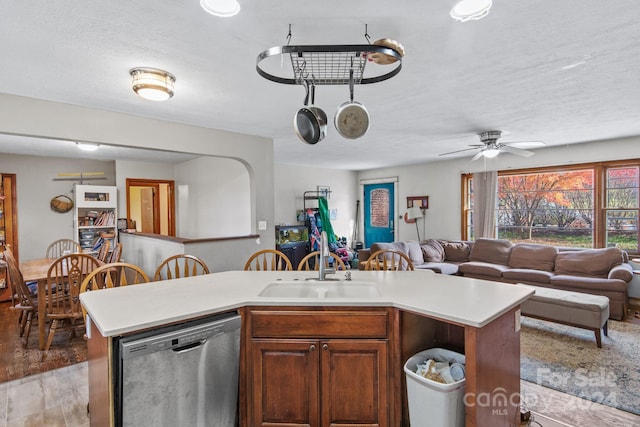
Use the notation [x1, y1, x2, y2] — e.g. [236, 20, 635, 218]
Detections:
[175, 156, 251, 238]
[274, 164, 359, 245]
[0, 153, 115, 260]
[0, 93, 276, 264]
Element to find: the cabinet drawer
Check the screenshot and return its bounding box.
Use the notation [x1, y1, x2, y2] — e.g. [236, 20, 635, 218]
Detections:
[250, 309, 389, 338]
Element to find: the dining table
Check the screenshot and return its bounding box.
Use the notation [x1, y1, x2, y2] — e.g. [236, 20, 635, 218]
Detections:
[20, 256, 103, 350]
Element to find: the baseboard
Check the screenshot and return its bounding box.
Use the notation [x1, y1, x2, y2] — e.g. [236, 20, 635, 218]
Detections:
[630, 297, 640, 307]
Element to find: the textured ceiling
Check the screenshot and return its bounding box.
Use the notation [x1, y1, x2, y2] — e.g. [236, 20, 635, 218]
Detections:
[0, 1, 639, 169]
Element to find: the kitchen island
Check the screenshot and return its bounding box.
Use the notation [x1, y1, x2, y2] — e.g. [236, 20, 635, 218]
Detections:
[81, 269, 534, 426]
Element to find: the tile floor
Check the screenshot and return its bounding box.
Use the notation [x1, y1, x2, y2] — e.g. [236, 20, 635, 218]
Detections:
[0, 362, 88, 427]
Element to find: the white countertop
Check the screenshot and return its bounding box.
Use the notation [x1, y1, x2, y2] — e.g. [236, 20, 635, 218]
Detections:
[80, 270, 535, 337]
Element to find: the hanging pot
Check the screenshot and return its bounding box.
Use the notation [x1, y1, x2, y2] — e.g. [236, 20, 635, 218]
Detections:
[334, 69, 370, 139]
[294, 80, 327, 145]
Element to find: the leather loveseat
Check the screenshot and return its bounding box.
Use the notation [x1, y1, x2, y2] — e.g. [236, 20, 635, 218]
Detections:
[358, 238, 633, 320]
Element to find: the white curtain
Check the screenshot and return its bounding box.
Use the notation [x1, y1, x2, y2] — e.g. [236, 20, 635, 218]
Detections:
[473, 171, 497, 238]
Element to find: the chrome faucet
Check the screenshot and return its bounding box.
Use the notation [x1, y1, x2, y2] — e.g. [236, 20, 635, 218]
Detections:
[318, 230, 335, 281]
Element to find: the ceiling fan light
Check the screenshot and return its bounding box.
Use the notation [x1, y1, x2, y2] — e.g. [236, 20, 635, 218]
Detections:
[130, 67, 176, 101]
[482, 148, 500, 158]
[76, 142, 100, 152]
[200, 0, 240, 17]
[450, 0, 492, 22]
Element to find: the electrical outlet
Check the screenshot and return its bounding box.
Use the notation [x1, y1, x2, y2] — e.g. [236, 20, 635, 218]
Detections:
[258, 221, 267, 230]
[515, 309, 521, 332]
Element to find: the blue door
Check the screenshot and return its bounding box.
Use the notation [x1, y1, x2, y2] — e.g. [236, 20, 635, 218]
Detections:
[364, 182, 395, 247]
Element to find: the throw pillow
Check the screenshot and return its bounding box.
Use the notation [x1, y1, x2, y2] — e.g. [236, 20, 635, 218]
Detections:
[421, 239, 445, 262]
[437, 240, 472, 262]
[405, 241, 425, 264]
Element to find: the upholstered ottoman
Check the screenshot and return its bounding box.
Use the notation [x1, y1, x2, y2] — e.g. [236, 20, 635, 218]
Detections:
[519, 285, 610, 348]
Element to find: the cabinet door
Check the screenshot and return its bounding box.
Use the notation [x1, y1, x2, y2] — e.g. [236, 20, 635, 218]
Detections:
[252, 339, 320, 427]
[320, 339, 388, 427]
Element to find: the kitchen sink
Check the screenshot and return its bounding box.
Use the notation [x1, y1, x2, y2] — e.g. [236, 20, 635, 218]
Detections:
[258, 280, 381, 299]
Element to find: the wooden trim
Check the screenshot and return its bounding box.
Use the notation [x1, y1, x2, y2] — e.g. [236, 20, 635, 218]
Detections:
[87, 318, 113, 427]
[125, 178, 176, 236]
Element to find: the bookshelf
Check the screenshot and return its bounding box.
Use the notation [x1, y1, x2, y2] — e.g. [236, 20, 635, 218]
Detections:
[74, 185, 117, 255]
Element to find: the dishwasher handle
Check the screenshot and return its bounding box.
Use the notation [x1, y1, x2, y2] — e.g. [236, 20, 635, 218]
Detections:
[172, 340, 204, 353]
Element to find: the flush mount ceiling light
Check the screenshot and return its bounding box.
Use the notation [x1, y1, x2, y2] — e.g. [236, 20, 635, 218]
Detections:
[200, 0, 240, 17]
[129, 67, 176, 101]
[76, 142, 100, 151]
[450, 0, 492, 22]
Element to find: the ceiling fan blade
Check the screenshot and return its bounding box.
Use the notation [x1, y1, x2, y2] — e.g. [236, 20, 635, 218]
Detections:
[503, 141, 546, 149]
[500, 145, 535, 157]
[471, 151, 485, 161]
[438, 147, 481, 156]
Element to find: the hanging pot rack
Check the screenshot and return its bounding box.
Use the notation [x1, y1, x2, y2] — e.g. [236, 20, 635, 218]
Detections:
[256, 43, 403, 86]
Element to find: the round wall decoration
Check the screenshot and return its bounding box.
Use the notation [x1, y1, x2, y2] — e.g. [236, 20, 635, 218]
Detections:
[50, 194, 74, 213]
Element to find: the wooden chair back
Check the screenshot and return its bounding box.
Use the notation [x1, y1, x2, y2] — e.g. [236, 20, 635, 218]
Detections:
[3, 247, 37, 346]
[365, 249, 415, 271]
[153, 254, 210, 281]
[297, 251, 347, 271]
[244, 249, 293, 271]
[95, 239, 111, 263]
[43, 253, 102, 353]
[108, 242, 123, 263]
[46, 239, 82, 259]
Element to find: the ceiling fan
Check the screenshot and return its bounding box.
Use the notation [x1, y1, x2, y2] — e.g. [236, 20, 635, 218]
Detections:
[439, 130, 545, 161]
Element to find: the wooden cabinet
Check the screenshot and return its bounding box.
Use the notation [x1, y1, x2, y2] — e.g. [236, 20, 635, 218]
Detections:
[245, 307, 392, 427]
[74, 185, 117, 255]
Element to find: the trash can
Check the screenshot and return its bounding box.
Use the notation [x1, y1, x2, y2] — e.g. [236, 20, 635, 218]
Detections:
[404, 348, 466, 427]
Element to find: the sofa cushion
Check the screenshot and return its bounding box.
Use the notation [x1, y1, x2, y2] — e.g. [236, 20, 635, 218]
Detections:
[468, 238, 513, 265]
[502, 268, 554, 284]
[508, 243, 557, 271]
[405, 241, 425, 264]
[437, 240, 472, 262]
[554, 248, 624, 278]
[415, 262, 459, 275]
[550, 275, 629, 293]
[458, 261, 509, 278]
[421, 239, 445, 262]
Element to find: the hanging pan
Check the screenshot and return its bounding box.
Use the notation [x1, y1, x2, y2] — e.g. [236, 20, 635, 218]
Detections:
[293, 80, 327, 145]
[334, 68, 370, 139]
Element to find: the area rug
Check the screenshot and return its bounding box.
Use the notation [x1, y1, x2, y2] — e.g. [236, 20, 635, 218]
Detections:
[520, 317, 640, 415]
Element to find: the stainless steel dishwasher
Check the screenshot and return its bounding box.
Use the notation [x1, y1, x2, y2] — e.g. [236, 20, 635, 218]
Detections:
[114, 312, 242, 427]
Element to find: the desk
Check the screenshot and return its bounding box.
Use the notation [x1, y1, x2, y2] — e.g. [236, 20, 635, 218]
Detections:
[19, 258, 55, 350]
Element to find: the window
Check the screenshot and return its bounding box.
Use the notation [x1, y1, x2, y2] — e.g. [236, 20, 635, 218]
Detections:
[462, 160, 640, 254]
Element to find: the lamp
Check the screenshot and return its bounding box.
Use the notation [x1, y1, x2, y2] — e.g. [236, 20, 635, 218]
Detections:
[405, 206, 423, 241]
[200, 0, 240, 17]
[130, 67, 176, 101]
[450, 0, 492, 22]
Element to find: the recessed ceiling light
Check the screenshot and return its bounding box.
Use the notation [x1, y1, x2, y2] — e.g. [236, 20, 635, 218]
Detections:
[76, 142, 100, 151]
[129, 67, 176, 101]
[200, 0, 240, 17]
[450, 0, 492, 22]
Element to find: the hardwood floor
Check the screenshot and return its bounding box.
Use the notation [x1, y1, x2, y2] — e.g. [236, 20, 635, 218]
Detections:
[0, 301, 87, 384]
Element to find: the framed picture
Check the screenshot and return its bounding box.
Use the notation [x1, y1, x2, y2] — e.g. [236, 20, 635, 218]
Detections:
[317, 185, 331, 199]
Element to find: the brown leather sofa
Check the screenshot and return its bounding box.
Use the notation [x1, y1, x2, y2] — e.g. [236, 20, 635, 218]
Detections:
[358, 238, 633, 320]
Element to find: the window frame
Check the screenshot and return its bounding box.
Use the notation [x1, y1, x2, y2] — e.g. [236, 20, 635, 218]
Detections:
[461, 159, 640, 254]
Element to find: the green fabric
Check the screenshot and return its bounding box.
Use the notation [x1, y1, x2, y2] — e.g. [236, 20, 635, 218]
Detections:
[318, 197, 336, 243]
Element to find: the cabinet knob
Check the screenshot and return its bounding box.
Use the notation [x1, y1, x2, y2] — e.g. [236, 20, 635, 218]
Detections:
[322, 344, 329, 350]
[309, 344, 316, 352]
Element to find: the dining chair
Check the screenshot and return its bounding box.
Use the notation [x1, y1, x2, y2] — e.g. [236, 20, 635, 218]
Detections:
[153, 254, 210, 281]
[3, 247, 38, 347]
[80, 262, 150, 320]
[297, 250, 347, 272]
[95, 239, 111, 263]
[46, 239, 82, 259]
[365, 249, 415, 271]
[108, 242, 123, 263]
[244, 249, 293, 271]
[43, 253, 102, 354]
